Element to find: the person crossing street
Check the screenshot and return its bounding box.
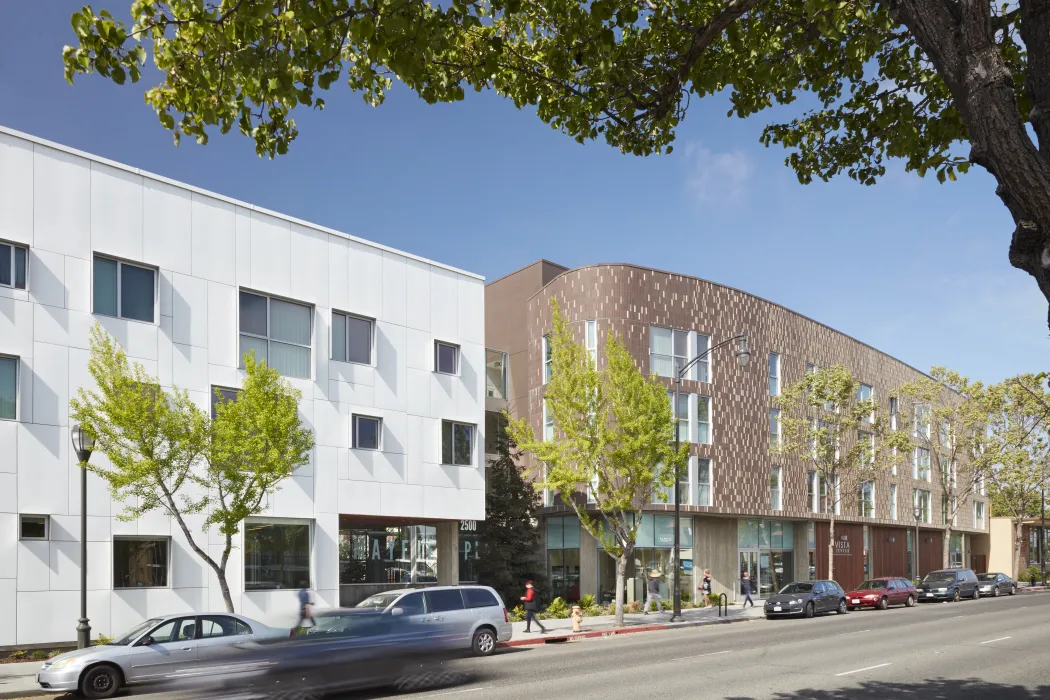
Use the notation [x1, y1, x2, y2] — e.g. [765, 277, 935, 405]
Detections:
[521, 580, 547, 633]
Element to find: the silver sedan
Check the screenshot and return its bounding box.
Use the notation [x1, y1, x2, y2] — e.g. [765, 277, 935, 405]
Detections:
[37, 613, 285, 699]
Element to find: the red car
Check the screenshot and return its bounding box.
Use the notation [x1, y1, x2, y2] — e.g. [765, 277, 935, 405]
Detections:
[845, 577, 917, 611]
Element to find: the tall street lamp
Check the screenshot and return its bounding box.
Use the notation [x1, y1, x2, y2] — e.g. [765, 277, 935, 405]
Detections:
[671, 334, 750, 622]
[913, 503, 923, 582]
[71, 424, 95, 649]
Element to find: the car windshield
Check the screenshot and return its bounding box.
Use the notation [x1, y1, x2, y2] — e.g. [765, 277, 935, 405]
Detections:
[977, 574, 998, 581]
[779, 583, 814, 594]
[355, 593, 402, 610]
[922, 573, 955, 585]
[856, 580, 887, 590]
[111, 618, 165, 645]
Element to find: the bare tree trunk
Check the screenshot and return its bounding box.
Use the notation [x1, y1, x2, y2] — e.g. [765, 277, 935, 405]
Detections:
[828, 515, 836, 582]
[1014, 519, 1024, 579]
[943, 523, 952, 570]
[160, 482, 236, 612]
[614, 551, 628, 628]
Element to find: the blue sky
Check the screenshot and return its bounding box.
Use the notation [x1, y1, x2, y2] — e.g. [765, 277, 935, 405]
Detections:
[1, 1, 1044, 385]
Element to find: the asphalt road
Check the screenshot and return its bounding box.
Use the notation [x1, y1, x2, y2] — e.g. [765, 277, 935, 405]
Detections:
[19, 592, 1050, 700]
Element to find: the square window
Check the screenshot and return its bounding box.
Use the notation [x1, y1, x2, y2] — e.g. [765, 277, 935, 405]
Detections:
[353, 415, 382, 450]
[441, 420, 474, 466]
[0, 355, 17, 420]
[0, 242, 28, 290]
[244, 521, 311, 590]
[435, 341, 459, 375]
[113, 537, 170, 588]
[19, 514, 48, 540]
[210, 386, 240, 419]
[332, 312, 373, 364]
[239, 291, 312, 379]
[93, 255, 156, 323]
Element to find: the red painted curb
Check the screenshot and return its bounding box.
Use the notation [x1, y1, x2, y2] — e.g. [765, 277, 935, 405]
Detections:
[499, 623, 670, 647]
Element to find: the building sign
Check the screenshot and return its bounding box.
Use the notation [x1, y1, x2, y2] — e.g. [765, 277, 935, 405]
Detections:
[835, 535, 851, 557]
[460, 520, 477, 532]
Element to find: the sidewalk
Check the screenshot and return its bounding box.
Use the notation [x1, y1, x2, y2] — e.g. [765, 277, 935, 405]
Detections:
[0, 661, 43, 699]
[502, 602, 764, 648]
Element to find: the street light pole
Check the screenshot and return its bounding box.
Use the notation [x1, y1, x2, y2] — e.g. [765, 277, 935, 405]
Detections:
[71, 424, 96, 649]
[671, 334, 750, 622]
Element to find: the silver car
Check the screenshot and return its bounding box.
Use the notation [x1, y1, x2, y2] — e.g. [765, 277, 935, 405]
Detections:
[354, 585, 512, 656]
[36, 613, 283, 699]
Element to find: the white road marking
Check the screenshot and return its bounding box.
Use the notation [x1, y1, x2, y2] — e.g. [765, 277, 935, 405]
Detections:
[980, 636, 1012, 645]
[669, 649, 732, 661]
[835, 663, 892, 677]
[418, 688, 490, 698]
[837, 629, 871, 636]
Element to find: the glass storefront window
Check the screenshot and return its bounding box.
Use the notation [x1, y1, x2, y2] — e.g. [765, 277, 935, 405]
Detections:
[549, 549, 581, 602]
[245, 522, 311, 590]
[949, 533, 963, 568]
[339, 523, 436, 585]
[739, 520, 796, 594]
[548, 516, 580, 549]
[738, 520, 759, 548]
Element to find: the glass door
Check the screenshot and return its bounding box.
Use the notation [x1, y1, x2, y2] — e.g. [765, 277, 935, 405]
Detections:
[739, 551, 758, 595]
[759, 551, 774, 596]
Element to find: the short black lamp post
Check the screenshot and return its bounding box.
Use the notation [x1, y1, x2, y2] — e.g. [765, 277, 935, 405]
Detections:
[71, 424, 95, 649]
[671, 334, 750, 622]
[913, 504, 923, 582]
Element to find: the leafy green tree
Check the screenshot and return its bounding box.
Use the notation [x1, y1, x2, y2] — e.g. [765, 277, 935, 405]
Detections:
[892, 368, 987, 569]
[70, 324, 313, 612]
[507, 300, 687, 627]
[979, 374, 1050, 576]
[63, 1, 1050, 325]
[774, 365, 908, 581]
[476, 425, 546, 609]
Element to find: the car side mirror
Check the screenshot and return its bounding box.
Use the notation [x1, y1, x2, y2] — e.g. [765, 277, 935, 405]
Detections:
[390, 608, 404, 617]
[138, 636, 155, 647]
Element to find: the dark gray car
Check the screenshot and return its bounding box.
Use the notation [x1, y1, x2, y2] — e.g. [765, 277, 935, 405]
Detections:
[917, 569, 980, 602]
[976, 572, 1017, 597]
[764, 580, 849, 619]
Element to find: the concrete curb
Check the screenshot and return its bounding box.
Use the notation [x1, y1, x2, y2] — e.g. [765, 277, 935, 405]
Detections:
[498, 613, 756, 649]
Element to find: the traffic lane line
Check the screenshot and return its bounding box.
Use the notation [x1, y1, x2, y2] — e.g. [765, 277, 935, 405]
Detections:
[834, 662, 892, 677]
[980, 636, 1012, 644]
[668, 649, 732, 661]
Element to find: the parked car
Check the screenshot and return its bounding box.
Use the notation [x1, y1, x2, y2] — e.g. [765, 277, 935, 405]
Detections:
[764, 580, 849, 619]
[845, 577, 917, 610]
[36, 613, 282, 699]
[354, 585, 512, 656]
[917, 568, 980, 602]
[976, 572, 1017, 597]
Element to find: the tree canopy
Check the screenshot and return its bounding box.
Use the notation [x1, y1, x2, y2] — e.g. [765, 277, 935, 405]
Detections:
[63, 0, 1050, 325]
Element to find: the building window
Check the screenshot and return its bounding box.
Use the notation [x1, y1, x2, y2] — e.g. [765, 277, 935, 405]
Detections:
[833, 476, 841, 515]
[435, 341, 459, 375]
[913, 403, 930, 439]
[807, 470, 818, 514]
[856, 384, 873, 422]
[19, 514, 49, 540]
[678, 461, 690, 507]
[857, 481, 874, 518]
[858, 430, 874, 466]
[210, 386, 240, 419]
[339, 523, 436, 585]
[547, 516, 581, 602]
[889, 396, 898, 430]
[113, 537, 170, 588]
[949, 533, 963, 568]
[669, 391, 689, 441]
[0, 242, 27, 290]
[697, 458, 712, 506]
[442, 420, 474, 466]
[245, 521, 311, 590]
[770, 465, 781, 511]
[769, 353, 780, 397]
[769, 408, 780, 448]
[807, 522, 817, 580]
[542, 335, 552, 383]
[93, 255, 156, 323]
[586, 321, 597, 367]
[649, 326, 688, 379]
[913, 447, 931, 481]
[914, 489, 931, 524]
[239, 291, 312, 379]
[697, 395, 711, 444]
[331, 312, 373, 365]
[484, 410, 508, 454]
[890, 484, 898, 521]
[543, 400, 554, 441]
[486, 349, 507, 399]
[352, 415, 382, 450]
[696, 333, 710, 382]
[975, 501, 985, 529]
[0, 355, 17, 420]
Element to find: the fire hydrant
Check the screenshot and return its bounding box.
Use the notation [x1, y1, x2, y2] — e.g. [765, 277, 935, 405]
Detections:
[571, 605, 583, 633]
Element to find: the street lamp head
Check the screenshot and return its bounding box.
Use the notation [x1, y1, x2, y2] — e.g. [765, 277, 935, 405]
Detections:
[913, 505, 922, 521]
[735, 336, 751, 368]
[71, 424, 96, 464]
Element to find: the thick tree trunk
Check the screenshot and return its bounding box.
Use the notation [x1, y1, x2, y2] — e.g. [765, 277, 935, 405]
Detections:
[943, 523, 952, 570]
[1014, 520, 1024, 579]
[614, 551, 628, 627]
[828, 515, 836, 583]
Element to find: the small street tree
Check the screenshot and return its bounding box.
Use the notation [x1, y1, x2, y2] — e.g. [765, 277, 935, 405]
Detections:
[476, 425, 545, 609]
[70, 324, 313, 612]
[507, 300, 687, 627]
[775, 365, 907, 581]
[979, 374, 1050, 577]
[892, 368, 987, 569]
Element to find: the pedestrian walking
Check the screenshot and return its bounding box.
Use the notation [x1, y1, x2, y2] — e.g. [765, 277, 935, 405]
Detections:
[642, 570, 665, 615]
[521, 580, 546, 633]
[294, 580, 315, 633]
[702, 569, 713, 597]
[741, 571, 755, 608]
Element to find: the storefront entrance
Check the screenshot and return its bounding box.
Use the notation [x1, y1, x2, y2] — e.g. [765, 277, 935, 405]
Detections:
[738, 520, 795, 597]
[597, 514, 693, 605]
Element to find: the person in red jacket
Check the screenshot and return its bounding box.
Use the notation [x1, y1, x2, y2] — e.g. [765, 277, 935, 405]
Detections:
[520, 581, 547, 634]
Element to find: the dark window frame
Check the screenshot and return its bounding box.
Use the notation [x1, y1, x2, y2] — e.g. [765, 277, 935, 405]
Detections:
[331, 311, 375, 365]
[92, 254, 157, 323]
[441, 420, 475, 466]
[113, 536, 171, 589]
[19, 514, 49, 541]
[0, 241, 28, 290]
[352, 414, 383, 450]
[244, 520, 312, 591]
[434, 341, 460, 375]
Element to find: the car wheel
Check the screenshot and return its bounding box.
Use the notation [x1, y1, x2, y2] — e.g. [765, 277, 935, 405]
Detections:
[877, 597, 888, 611]
[993, 586, 1001, 597]
[804, 602, 815, 618]
[952, 589, 961, 602]
[79, 664, 122, 700]
[905, 595, 915, 607]
[1010, 585, 1017, 595]
[837, 599, 848, 615]
[973, 586, 980, 600]
[472, 628, 497, 657]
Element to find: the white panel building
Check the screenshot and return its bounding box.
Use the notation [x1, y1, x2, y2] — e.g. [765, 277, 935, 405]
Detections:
[0, 126, 486, 647]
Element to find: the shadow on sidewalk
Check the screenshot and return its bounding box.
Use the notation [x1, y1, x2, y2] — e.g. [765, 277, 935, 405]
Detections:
[727, 678, 1050, 700]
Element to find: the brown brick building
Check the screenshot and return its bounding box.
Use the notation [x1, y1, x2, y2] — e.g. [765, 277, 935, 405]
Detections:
[485, 261, 991, 604]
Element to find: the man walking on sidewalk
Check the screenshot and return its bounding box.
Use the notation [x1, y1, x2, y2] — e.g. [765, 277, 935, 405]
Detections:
[642, 570, 664, 615]
[741, 571, 754, 608]
[521, 580, 546, 633]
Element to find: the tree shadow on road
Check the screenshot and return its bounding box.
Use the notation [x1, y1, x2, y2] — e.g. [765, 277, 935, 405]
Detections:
[727, 677, 1050, 700]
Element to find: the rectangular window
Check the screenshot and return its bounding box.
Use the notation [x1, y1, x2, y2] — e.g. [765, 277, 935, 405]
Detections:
[542, 335, 552, 383]
[769, 353, 780, 397]
[890, 484, 898, 521]
[331, 311, 373, 365]
[697, 458, 712, 506]
[113, 537, 170, 588]
[486, 349, 507, 399]
[913, 447, 931, 481]
[914, 489, 931, 524]
[974, 501, 985, 529]
[769, 408, 780, 448]
[442, 420, 475, 466]
[484, 410, 508, 454]
[889, 397, 898, 430]
[210, 386, 240, 419]
[244, 522, 310, 590]
[696, 333, 710, 382]
[649, 326, 688, 379]
[435, 341, 459, 375]
[93, 255, 156, 323]
[913, 403, 930, 439]
[697, 395, 711, 444]
[352, 415, 382, 450]
[0, 242, 27, 290]
[239, 291, 312, 379]
[19, 514, 48, 540]
[807, 470, 818, 513]
[858, 430, 874, 466]
[543, 400, 554, 441]
[0, 355, 17, 420]
[586, 320, 597, 367]
[679, 461, 690, 507]
[858, 481, 874, 518]
[770, 465, 781, 511]
[669, 391, 689, 441]
[833, 475, 841, 515]
[338, 523, 434, 586]
[856, 384, 873, 422]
